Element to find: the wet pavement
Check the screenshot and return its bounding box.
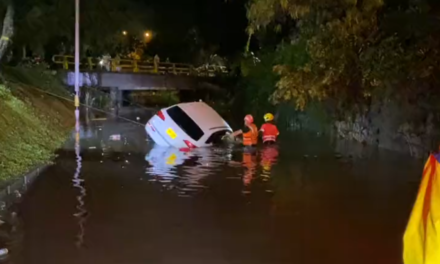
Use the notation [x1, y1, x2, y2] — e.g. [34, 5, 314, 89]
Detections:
[5, 109, 423, 264]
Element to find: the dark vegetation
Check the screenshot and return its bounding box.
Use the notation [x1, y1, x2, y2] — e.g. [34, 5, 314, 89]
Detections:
[235, 0, 440, 154]
[1, 0, 439, 163]
[0, 66, 73, 182]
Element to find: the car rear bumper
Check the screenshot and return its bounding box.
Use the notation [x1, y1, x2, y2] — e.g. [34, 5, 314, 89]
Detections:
[145, 121, 170, 147]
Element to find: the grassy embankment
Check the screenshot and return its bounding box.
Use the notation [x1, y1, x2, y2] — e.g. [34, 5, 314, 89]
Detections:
[0, 66, 74, 185]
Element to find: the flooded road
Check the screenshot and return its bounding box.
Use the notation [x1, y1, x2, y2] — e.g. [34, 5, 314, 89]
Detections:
[8, 109, 422, 264]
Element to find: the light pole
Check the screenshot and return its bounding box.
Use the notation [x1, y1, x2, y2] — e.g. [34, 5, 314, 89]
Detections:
[73, 0, 86, 249]
[74, 0, 80, 109]
[74, 0, 80, 158]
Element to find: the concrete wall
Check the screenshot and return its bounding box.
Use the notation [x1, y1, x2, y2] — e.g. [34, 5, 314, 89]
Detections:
[281, 100, 439, 158]
[0, 165, 49, 217]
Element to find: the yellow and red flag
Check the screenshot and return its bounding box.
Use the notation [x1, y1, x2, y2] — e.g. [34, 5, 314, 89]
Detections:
[403, 154, 440, 264]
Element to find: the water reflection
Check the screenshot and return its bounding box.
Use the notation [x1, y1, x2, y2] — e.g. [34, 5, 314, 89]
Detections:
[144, 146, 229, 196]
[240, 146, 280, 195]
[72, 172, 87, 249]
[178, 147, 234, 197]
[11, 109, 425, 264]
[145, 145, 279, 197]
[72, 109, 87, 249]
[145, 145, 188, 179]
[242, 150, 257, 193]
[260, 145, 279, 179]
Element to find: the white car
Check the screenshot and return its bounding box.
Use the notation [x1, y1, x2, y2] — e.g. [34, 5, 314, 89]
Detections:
[145, 101, 232, 148]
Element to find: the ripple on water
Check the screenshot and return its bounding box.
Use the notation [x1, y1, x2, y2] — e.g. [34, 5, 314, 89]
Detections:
[144, 144, 280, 197]
[10, 110, 423, 264]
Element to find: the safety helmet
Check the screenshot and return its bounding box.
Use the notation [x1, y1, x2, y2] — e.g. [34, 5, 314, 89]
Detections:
[244, 114, 254, 123]
[264, 113, 274, 122]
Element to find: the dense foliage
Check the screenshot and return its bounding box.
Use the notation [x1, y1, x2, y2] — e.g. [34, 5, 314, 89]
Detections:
[0, 66, 73, 182]
[244, 0, 440, 114]
[0, 0, 248, 63]
[0, 0, 151, 60]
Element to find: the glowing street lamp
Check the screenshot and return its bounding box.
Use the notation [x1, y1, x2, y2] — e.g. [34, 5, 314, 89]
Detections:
[144, 31, 153, 43]
[122, 30, 127, 36]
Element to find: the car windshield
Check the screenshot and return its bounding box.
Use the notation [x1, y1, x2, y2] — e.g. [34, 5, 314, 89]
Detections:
[166, 106, 204, 141]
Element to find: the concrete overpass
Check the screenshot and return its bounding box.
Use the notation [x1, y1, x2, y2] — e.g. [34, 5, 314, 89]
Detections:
[54, 55, 230, 113]
[63, 71, 199, 90]
[61, 71, 230, 113]
[56, 53, 229, 100]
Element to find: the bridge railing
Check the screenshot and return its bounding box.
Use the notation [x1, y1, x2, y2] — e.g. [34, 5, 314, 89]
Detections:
[52, 55, 228, 77]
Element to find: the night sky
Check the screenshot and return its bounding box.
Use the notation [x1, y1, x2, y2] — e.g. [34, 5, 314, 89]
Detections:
[142, 0, 248, 61]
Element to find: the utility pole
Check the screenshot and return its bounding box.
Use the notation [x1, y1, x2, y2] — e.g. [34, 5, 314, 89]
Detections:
[74, 0, 81, 180]
[74, 0, 80, 110]
[73, 0, 86, 249]
[74, 0, 80, 144]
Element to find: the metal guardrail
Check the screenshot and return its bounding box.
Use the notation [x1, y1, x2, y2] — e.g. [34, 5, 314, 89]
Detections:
[52, 55, 228, 77]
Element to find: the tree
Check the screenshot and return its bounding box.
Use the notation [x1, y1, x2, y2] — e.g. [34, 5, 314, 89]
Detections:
[246, 0, 440, 112]
[0, 0, 14, 61]
[12, 0, 151, 57]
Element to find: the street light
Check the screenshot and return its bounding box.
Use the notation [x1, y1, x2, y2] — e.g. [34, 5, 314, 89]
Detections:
[122, 30, 127, 36]
[74, 0, 79, 106]
[74, 0, 80, 157]
[73, 0, 85, 249]
[145, 32, 150, 37]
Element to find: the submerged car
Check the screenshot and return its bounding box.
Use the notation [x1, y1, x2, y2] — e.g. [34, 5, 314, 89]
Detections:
[145, 101, 232, 148]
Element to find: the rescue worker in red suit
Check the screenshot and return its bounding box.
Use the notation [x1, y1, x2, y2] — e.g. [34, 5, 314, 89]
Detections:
[260, 113, 279, 145]
[230, 114, 258, 147]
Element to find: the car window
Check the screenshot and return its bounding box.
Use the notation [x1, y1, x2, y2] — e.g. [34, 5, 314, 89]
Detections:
[205, 130, 230, 145]
[167, 106, 204, 141]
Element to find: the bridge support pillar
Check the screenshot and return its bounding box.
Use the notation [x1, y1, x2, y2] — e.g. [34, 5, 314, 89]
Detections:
[85, 89, 92, 108]
[110, 87, 122, 116]
[84, 89, 92, 124]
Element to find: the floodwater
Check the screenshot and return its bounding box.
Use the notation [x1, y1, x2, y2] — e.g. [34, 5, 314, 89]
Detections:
[5, 108, 423, 264]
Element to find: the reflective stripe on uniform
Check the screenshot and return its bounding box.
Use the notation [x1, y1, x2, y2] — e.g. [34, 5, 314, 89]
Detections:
[263, 135, 276, 142]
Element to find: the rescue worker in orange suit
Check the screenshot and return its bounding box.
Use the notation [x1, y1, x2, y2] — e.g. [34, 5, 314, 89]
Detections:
[260, 113, 279, 145]
[230, 114, 258, 147]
